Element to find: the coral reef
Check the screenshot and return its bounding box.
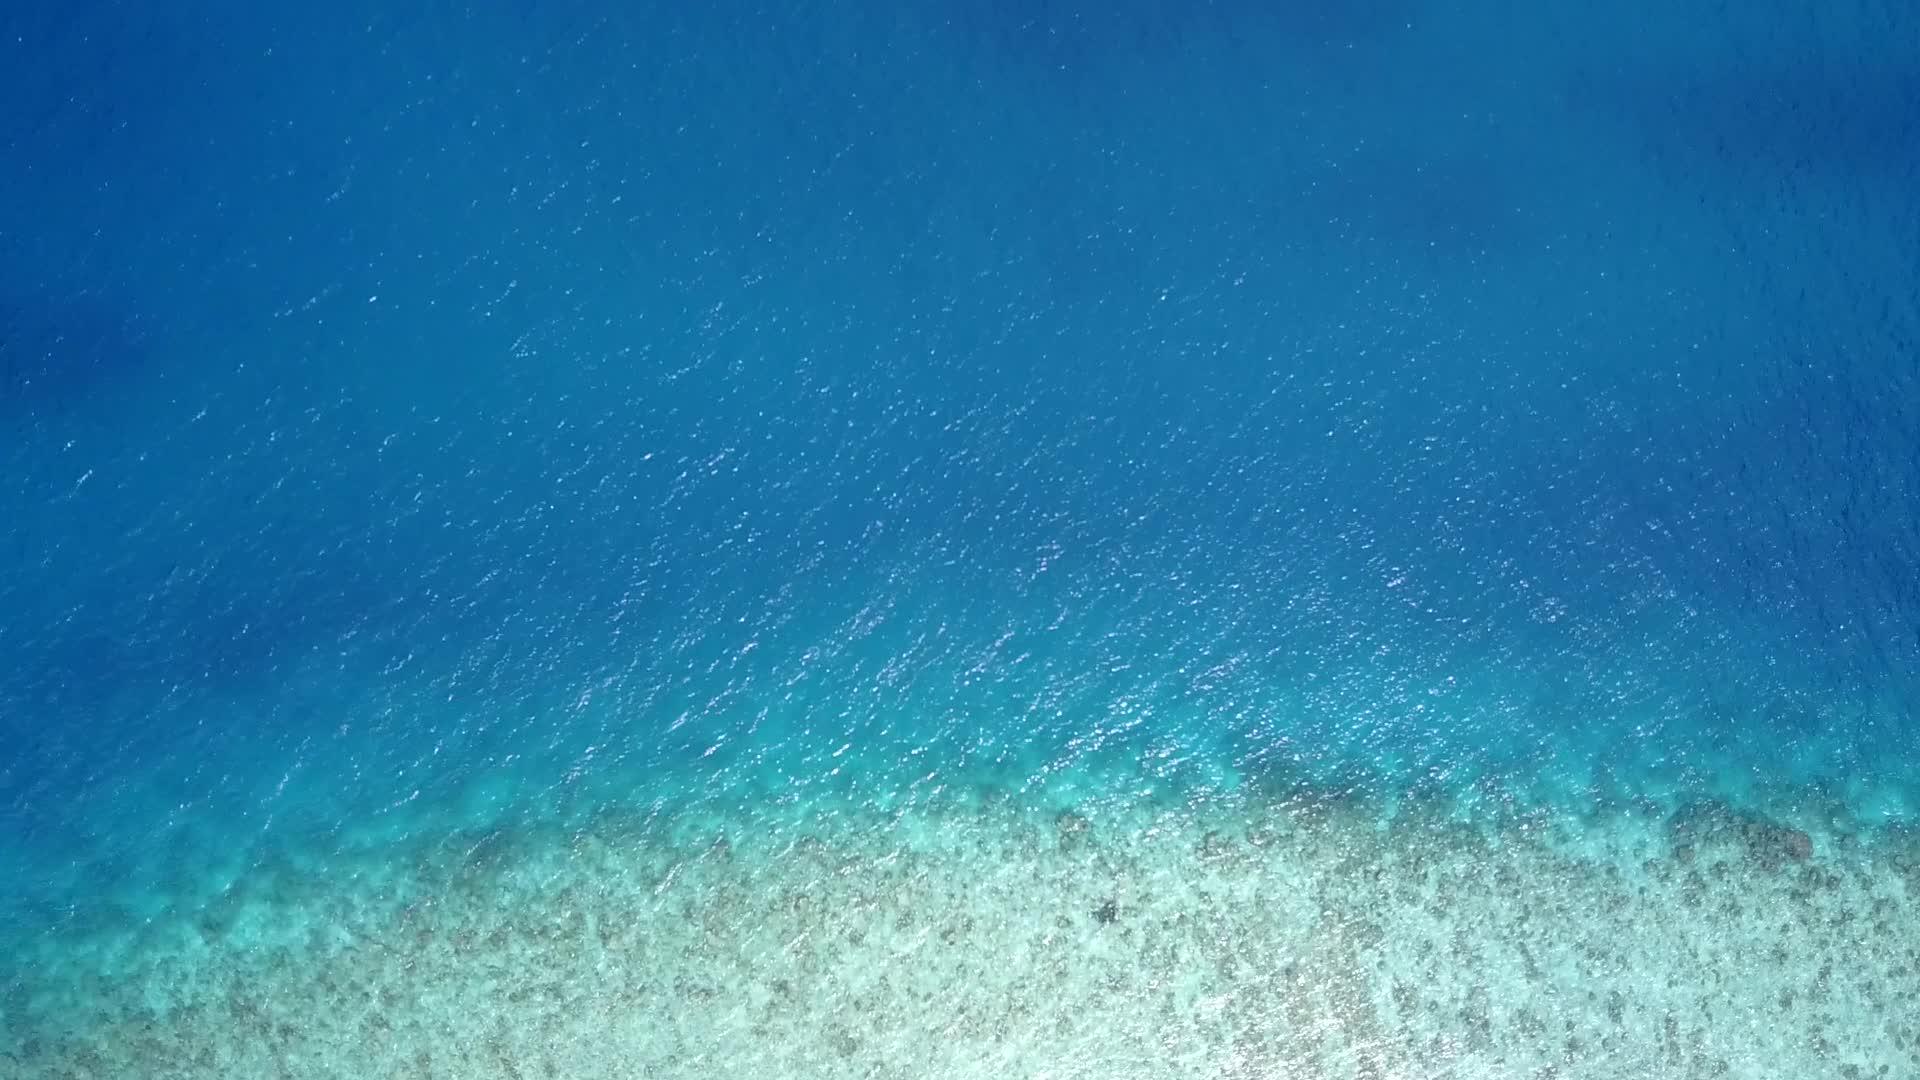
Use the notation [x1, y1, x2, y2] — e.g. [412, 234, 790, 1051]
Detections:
[5, 795, 1916, 1078]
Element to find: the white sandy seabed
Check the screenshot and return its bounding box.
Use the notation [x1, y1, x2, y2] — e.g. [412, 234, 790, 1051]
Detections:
[5, 779, 1920, 1080]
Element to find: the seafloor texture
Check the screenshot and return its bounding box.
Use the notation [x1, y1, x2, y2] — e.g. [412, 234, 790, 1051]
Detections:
[8, 787, 1919, 1079]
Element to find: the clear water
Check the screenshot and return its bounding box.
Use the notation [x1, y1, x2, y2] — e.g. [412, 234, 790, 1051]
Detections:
[3, 1, 1917, 1075]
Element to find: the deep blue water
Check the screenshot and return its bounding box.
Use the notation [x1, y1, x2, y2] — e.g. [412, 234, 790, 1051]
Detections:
[2, 0, 1917, 956]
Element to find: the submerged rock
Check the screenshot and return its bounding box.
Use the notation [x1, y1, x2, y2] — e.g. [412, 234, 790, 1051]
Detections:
[1056, 811, 1092, 851]
[1197, 830, 1236, 861]
[1666, 801, 1815, 870]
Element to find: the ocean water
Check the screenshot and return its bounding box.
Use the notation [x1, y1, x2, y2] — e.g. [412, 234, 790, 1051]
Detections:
[2, 1, 1917, 1076]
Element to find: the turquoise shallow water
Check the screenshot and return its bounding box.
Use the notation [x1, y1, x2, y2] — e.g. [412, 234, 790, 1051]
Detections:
[2, 0, 1918, 1074]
